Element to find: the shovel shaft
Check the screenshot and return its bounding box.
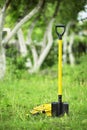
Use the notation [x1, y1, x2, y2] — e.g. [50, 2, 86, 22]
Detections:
[58, 39, 62, 96]
[56, 25, 65, 102]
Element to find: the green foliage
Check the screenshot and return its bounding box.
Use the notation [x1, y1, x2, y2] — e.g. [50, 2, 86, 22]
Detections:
[74, 35, 87, 43]
[45, 2, 56, 19]
[8, 56, 27, 79]
[5, 44, 18, 58]
[6, 0, 38, 22]
[5, 45, 28, 79]
[72, 36, 87, 59]
[42, 43, 58, 68]
[58, 0, 86, 24]
[14, 56, 26, 70]
[0, 0, 5, 7]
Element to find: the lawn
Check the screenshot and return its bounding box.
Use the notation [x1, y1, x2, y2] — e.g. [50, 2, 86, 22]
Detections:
[0, 55, 87, 130]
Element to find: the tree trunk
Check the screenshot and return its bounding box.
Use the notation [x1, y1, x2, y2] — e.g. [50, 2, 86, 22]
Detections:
[17, 28, 33, 68]
[37, 18, 54, 69]
[63, 22, 72, 64]
[17, 28, 27, 57]
[29, 18, 54, 73]
[26, 16, 39, 69]
[68, 33, 75, 66]
[40, 28, 48, 53]
[0, 48, 6, 79]
[0, 1, 8, 79]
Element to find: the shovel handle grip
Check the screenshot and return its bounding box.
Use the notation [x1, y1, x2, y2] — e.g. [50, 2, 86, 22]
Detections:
[55, 25, 66, 39]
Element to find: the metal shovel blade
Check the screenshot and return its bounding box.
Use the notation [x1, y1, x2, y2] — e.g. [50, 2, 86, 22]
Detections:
[51, 102, 69, 117]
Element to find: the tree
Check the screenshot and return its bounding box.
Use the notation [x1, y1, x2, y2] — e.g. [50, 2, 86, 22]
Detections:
[0, 0, 45, 78]
[60, 0, 86, 65]
[0, 0, 86, 78]
[27, 0, 61, 73]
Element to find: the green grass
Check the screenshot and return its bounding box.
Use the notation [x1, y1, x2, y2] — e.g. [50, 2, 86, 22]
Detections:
[0, 56, 87, 130]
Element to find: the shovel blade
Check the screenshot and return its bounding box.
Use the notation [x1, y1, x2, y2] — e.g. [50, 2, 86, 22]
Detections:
[51, 102, 69, 117]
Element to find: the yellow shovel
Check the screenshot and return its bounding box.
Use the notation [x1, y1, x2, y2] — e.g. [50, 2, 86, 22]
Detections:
[30, 25, 69, 117]
[51, 25, 69, 116]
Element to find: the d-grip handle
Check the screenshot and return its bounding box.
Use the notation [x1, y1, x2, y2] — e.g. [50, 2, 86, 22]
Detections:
[55, 25, 66, 39]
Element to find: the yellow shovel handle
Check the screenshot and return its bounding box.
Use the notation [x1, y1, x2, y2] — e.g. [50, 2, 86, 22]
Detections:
[58, 39, 62, 95]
